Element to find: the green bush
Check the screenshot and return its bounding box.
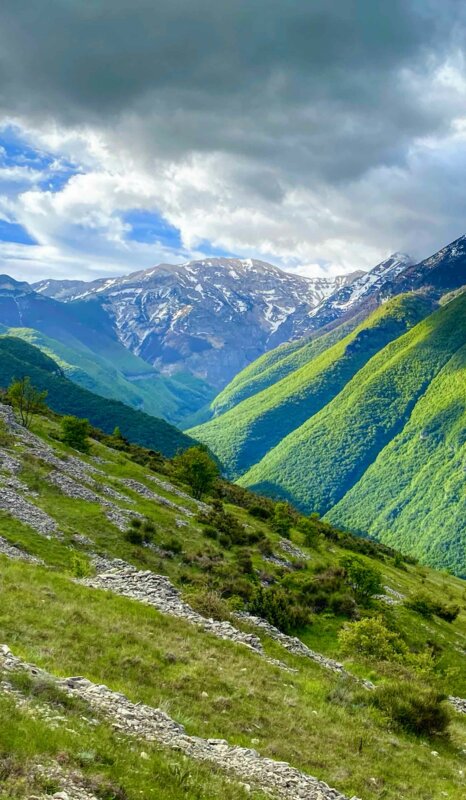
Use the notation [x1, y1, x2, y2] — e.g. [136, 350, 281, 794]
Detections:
[248, 505, 271, 520]
[405, 592, 460, 622]
[248, 585, 310, 634]
[125, 518, 155, 546]
[370, 680, 450, 736]
[338, 616, 407, 662]
[271, 502, 293, 538]
[341, 556, 383, 602]
[61, 415, 90, 453]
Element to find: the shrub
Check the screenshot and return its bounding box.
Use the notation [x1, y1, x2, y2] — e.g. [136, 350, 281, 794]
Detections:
[338, 616, 407, 662]
[341, 556, 383, 602]
[125, 518, 155, 546]
[248, 585, 310, 634]
[236, 550, 254, 574]
[187, 589, 232, 621]
[297, 517, 322, 549]
[405, 592, 460, 623]
[71, 553, 92, 578]
[61, 415, 90, 453]
[370, 680, 450, 736]
[271, 502, 293, 538]
[248, 505, 271, 520]
[173, 446, 219, 499]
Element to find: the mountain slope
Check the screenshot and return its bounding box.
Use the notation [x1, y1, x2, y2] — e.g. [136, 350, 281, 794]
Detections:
[0, 275, 213, 424]
[190, 294, 434, 477]
[0, 400, 465, 800]
[0, 336, 197, 456]
[237, 291, 466, 571]
[327, 342, 466, 574]
[33, 259, 361, 388]
[210, 313, 366, 416]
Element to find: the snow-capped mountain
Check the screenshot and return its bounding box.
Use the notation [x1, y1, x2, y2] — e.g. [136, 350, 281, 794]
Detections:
[34, 258, 361, 387]
[30, 238, 466, 389]
[306, 253, 414, 330]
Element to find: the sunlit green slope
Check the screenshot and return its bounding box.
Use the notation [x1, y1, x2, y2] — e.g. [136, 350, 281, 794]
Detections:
[191, 295, 433, 477]
[237, 292, 466, 572]
[0, 325, 213, 425]
[211, 313, 365, 416]
[327, 343, 466, 573]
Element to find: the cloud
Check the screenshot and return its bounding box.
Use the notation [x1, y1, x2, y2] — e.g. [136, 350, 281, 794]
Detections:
[0, 1, 466, 280]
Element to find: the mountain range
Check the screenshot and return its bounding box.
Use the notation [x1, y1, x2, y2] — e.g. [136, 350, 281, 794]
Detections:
[1, 233, 465, 572]
[33, 257, 363, 389]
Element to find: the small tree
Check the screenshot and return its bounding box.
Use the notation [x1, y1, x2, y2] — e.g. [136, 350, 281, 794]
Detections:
[7, 377, 47, 429]
[61, 415, 90, 453]
[271, 502, 293, 538]
[298, 516, 322, 549]
[174, 446, 219, 500]
[341, 555, 383, 602]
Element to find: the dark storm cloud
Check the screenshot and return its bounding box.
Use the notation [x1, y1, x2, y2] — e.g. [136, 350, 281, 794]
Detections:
[1, 0, 466, 279]
[0, 0, 463, 183]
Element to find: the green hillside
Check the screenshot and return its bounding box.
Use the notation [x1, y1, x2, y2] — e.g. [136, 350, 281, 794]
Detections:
[238, 292, 466, 572]
[0, 324, 214, 426]
[0, 336, 197, 457]
[0, 400, 466, 799]
[211, 313, 365, 416]
[327, 343, 466, 574]
[191, 295, 433, 477]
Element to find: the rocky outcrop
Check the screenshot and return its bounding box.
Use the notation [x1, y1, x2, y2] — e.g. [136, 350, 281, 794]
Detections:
[0, 535, 44, 564]
[236, 612, 374, 689]
[0, 645, 359, 800]
[147, 474, 211, 512]
[0, 486, 60, 538]
[449, 696, 466, 714]
[120, 478, 195, 516]
[81, 557, 265, 654]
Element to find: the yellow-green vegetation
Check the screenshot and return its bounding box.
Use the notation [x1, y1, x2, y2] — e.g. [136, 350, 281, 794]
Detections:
[0, 406, 465, 799]
[190, 294, 433, 478]
[211, 314, 365, 415]
[223, 292, 466, 574]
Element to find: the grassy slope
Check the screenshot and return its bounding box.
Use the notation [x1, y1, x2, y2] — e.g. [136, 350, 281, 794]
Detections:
[0, 336, 196, 457]
[0, 412, 465, 799]
[0, 324, 214, 426]
[238, 293, 466, 569]
[327, 343, 466, 574]
[211, 313, 365, 416]
[191, 295, 433, 478]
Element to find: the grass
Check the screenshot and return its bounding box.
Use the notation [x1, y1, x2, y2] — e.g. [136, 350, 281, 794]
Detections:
[0, 407, 466, 799]
[0, 686, 265, 800]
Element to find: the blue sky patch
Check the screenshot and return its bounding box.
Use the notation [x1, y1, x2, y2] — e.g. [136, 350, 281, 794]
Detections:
[0, 219, 37, 245]
[122, 209, 183, 248]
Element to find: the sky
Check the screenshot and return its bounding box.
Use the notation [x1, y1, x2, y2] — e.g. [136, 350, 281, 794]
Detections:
[1, 1, 466, 282]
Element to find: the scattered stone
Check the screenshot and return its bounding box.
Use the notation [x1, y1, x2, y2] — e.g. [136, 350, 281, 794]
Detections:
[0, 535, 44, 564]
[0, 487, 60, 538]
[236, 612, 374, 689]
[279, 539, 310, 561]
[0, 645, 359, 800]
[120, 478, 195, 516]
[147, 474, 211, 512]
[80, 556, 265, 654]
